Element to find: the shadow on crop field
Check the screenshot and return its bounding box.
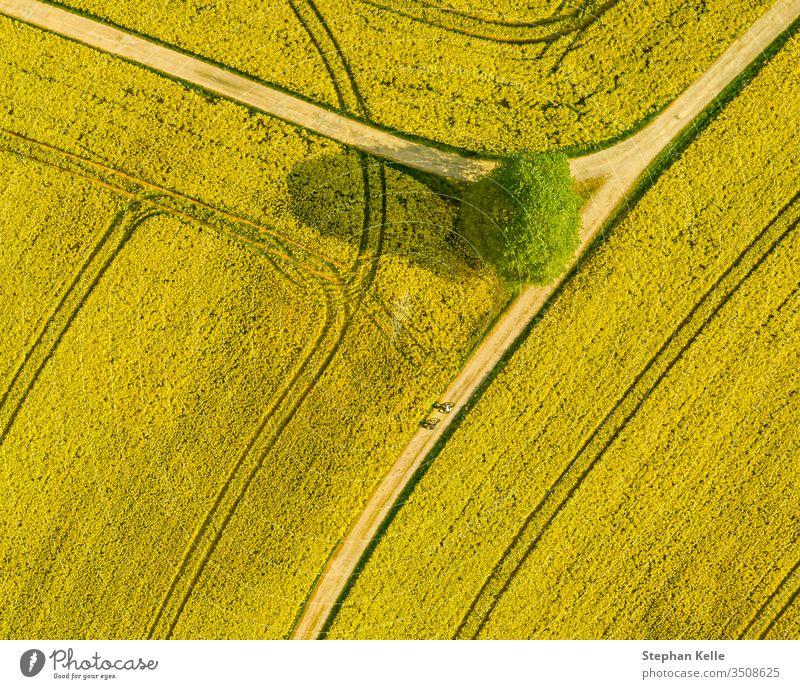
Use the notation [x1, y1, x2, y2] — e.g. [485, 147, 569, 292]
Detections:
[287, 151, 496, 284]
[287, 150, 367, 250]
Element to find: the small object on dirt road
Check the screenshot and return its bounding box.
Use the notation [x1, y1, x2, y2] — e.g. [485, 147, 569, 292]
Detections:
[433, 402, 454, 413]
[420, 418, 440, 430]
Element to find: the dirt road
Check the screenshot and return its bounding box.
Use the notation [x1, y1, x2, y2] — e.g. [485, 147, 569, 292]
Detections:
[0, 0, 495, 183]
[292, 0, 800, 639]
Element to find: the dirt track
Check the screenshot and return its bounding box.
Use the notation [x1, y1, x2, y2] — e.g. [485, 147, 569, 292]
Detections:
[2, 0, 797, 641]
[570, 0, 800, 235]
[0, 0, 495, 183]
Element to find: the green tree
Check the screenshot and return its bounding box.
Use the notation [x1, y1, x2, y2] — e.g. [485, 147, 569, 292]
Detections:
[460, 151, 581, 285]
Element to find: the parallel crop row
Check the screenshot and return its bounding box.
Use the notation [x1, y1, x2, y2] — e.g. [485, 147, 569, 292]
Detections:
[0, 149, 124, 394]
[352, 0, 617, 43]
[0, 210, 329, 638]
[459, 194, 800, 639]
[482, 229, 800, 638]
[0, 19, 506, 639]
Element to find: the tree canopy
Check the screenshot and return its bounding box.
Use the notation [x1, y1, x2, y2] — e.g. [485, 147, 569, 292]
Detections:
[492, 151, 581, 284]
[460, 151, 581, 285]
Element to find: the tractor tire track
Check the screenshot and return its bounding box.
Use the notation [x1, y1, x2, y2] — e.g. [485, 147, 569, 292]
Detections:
[1, 130, 351, 293]
[151, 182, 383, 641]
[3, 128, 360, 641]
[353, 0, 619, 44]
[290, 0, 453, 364]
[399, 0, 581, 27]
[737, 296, 800, 640]
[0, 201, 160, 447]
[147, 280, 343, 638]
[455, 192, 800, 639]
[0, 0, 495, 182]
[148, 136, 380, 642]
[288, 0, 365, 115]
[0, 128, 344, 277]
[288, 0, 386, 297]
[743, 553, 800, 639]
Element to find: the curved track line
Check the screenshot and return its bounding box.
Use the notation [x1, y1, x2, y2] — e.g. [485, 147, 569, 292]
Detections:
[0, 0, 493, 182]
[0, 128, 355, 641]
[147, 283, 342, 638]
[353, 0, 619, 44]
[151, 5, 389, 636]
[0, 128, 346, 274]
[0, 203, 159, 446]
[0, 139, 339, 288]
[373, 0, 581, 27]
[288, 0, 366, 115]
[2, 0, 797, 640]
[154, 159, 384, 638]
[281, 0, 393, 638]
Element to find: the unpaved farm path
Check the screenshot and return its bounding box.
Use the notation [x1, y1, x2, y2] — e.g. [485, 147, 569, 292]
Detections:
[0, 0, 494, 182]
[1, 0, 797, 640]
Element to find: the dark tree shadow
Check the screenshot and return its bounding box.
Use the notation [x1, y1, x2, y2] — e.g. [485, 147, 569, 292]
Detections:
[286, 149, 367, 249]
[286, 152, 497, 283]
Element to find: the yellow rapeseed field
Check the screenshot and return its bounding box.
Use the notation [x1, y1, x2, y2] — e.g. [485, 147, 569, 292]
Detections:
[1, 210, 326, 637]
[762, 580, 800, 639]
[56, 0, 774, 151]
[479, 208, 800, 639]
[2, 0, 796, 644]
[0, 19, 505, 638]
[0, 151, 125, 394]
[327, 29, 800, 639]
